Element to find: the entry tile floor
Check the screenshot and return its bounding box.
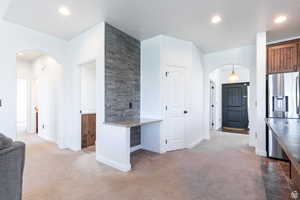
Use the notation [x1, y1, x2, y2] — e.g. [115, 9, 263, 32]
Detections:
[20, 132, 295, 200]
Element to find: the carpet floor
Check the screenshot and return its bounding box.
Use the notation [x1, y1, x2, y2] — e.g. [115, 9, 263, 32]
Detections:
[20, 132, 293, 200]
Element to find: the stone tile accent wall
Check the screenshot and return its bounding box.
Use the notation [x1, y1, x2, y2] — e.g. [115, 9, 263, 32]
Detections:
[104, 23, 141, 146]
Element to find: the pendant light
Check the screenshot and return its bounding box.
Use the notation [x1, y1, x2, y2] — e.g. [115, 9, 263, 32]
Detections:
[228, 64, 239, 83]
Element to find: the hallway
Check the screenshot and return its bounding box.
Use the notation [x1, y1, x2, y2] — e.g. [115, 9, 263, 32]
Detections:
[21, 132, 294, 200]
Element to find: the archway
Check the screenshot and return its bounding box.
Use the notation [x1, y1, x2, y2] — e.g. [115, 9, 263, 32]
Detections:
[204, 63, 256, 148]
[16, 50, 64, 147]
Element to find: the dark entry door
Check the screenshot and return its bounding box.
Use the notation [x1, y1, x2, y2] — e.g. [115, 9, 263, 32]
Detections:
[222, 82, 249, 129]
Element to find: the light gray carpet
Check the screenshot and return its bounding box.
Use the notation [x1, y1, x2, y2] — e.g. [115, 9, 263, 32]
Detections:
[193, 131, 250, 153]
[19, 132, 292, 200]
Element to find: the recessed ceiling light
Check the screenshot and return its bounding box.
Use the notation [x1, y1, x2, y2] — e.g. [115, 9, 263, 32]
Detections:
[211, 15, 222, 24]
[59, 6, 71, 16]
[17, 52, 23, 56]
[274, 15, 287, 24]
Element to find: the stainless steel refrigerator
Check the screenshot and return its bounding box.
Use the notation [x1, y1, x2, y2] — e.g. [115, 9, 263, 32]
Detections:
[267, 72, 300, 160]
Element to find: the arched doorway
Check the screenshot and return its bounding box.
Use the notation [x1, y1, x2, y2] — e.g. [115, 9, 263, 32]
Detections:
[16, 50, 64, 147]
[205, 64, 256, 148]
[209, 65, 250, 131]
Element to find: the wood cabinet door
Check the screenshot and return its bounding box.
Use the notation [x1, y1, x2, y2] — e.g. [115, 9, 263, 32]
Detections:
[81, 114, 96, 148]
[81, 115, 88, 148]
[87, 114, 96, 147]
[268, 42, 299, 74]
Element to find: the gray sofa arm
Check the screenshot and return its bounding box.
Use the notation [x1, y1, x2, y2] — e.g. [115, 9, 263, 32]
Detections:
[0, 142, 26, 200]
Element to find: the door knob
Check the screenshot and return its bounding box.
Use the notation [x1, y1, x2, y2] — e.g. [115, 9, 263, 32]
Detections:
[184, 110, 188, 114]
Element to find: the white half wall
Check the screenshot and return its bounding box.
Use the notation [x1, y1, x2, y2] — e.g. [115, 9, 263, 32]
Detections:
[96, 125, 131, 172]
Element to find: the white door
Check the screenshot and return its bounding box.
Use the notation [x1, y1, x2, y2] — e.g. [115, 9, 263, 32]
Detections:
[165, 66, 186, 151]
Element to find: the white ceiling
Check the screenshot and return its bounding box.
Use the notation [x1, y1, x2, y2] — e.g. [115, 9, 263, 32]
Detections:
[4, 0, 300, 52]
[17, 51, 44, 62]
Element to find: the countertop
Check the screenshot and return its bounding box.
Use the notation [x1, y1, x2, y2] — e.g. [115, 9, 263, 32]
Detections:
[266, 118, 300, 173]
[104, 118, 162, 128]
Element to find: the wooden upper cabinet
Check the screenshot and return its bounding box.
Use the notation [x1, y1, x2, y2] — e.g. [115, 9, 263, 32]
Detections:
[267, 40, 299, 74]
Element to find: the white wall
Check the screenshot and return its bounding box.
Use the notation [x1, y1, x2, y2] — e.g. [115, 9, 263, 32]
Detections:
[204, 45, 257, 147]
[16, 59, 36, 133]
[16, 60, 34, 79]
[32, 55, 63, 143]
[0, 0, 67, 144]
[141, 36, 162, 119]
[81, 62, 96, 114]
[218, 66, 250, 84]
[96, 125, 131, 172]
[66, 23, 105, 151]
[141, 35, 206, 151]
[255, 32, 267, 156]
[186, 44, 205, 147]
[209, 66, 250, 129]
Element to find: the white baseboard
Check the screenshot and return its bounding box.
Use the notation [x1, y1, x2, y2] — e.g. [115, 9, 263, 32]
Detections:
[187, 138, 205, 149]
[130, 145, 143, 152]
[256, 149, 267, 157]
[96, 155, 131, 172]
[38, 134, 55, 142]
[248, 138, 256, 147]
[27, 129, 36, 134]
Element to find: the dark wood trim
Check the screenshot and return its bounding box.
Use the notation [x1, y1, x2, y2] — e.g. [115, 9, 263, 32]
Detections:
[222, 82, 250, 87]
[267, 38, 300, 48]
[36, 112, 38, 134]
[81, 113, 96, 116]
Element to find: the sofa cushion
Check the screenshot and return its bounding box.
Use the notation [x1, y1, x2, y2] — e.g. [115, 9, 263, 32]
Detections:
[0, 133, 13, 150]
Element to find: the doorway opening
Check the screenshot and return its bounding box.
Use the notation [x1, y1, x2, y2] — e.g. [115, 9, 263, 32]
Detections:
[209, 65, 251, 137]
[16, 50, 63, 146]
[80, 60, 96, 152]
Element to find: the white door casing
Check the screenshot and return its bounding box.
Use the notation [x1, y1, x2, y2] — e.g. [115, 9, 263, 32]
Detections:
[210, 80, 216, 129]
[165, 66, 186, 151]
